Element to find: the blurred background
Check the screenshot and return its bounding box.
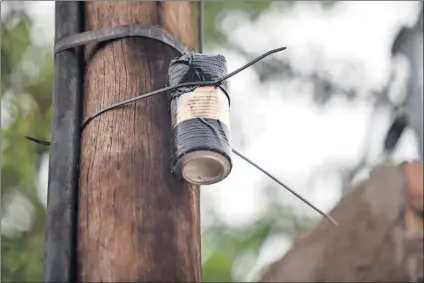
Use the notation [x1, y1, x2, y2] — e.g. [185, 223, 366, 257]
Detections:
[1, 1, 423, 282]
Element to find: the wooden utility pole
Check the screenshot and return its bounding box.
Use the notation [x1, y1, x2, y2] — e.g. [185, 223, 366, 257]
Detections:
[78, 2, 200, 281]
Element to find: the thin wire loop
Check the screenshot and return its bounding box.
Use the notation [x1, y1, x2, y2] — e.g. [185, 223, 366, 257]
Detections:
[25, 47, 286, 140]
[24, 45, 338, 226]
[81, 47, 286, 131]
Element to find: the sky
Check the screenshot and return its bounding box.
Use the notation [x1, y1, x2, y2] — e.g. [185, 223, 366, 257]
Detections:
[3, 1, 421, 281]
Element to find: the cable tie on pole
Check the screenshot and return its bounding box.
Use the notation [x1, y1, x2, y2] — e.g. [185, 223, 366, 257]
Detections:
[54, 24, 189, 55]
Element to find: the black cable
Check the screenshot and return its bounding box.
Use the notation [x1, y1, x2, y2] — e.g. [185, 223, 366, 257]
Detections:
[54, 24, 188, 55]
[221, 47, 286, 83]
[197, 117, 338, 226]
[24, 46, 337, 226]
[24, 136, 51, 146]
[82, 48, 286, 130]
[87, 47, 285, 129]
[26, 46, 286, 145]
[231, 148, 338, 226]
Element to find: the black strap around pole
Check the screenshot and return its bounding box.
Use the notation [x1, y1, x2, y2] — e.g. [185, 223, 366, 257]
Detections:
[54, 24, 189, 55]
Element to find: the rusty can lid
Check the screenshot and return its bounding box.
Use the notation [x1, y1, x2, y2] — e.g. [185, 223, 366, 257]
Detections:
[176, 150, 231, 185]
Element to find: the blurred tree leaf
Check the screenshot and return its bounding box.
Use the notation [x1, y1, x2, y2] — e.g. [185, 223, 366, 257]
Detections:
[1, 4, 51, 282]
[203, 1, 273, 44]
[202, 251, 233, 282]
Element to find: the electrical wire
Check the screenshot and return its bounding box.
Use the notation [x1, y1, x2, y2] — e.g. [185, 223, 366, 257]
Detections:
[197, 117, 338, 226]
[82, 47, 285, 129]
[24, 136, 51, 146]
[24, 45, 338, 226]
[231, 148, 338, 226]
[26, 46, 286, 142]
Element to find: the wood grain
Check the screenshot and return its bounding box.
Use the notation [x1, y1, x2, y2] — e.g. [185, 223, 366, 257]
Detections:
[78, 2, 200, 281]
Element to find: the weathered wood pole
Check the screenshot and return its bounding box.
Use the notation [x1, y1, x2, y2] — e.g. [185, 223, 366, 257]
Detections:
[78, 2, 201, 281]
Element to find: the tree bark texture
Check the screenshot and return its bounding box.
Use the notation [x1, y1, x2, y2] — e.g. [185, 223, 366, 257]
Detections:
[261, 162, 423, 282]
[78, 2, 200, 282]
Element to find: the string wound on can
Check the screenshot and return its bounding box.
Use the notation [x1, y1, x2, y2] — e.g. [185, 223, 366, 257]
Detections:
[168, 52, 233, 185]
[24, 46, 337, 225]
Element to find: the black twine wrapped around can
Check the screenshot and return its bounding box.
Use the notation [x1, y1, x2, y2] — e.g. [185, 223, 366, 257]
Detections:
[168, 52, 232, 185]
[24, 46, 338, 226]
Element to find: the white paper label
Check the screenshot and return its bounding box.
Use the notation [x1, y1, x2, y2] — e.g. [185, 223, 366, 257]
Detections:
[172, 86, 230, 128]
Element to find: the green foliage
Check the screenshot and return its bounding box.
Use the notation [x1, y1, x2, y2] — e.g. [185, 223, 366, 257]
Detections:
[203, 1, 272, 44]
[203, 251, 233, 282]
[201, 203, 312, 282]
[1, 6, 52, 282]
